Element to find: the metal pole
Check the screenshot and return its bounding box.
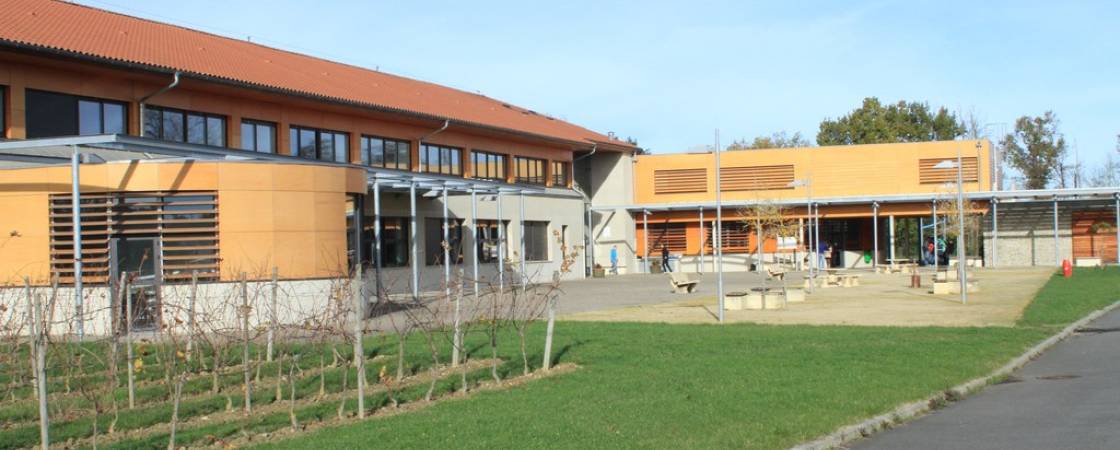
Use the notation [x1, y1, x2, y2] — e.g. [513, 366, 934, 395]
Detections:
[409, 182, 419, 301]
[442, 186, 451, 300]
[956, 147, 967, 305]
[872, 202, 879, 269]
[932, 200, 938, 273]
[373, 181, 383, 303]
[642, 211, 649, 273]
[698, 207, 704, 273]
[756, 214, 763, 271]
[814, 203, 821, 272]
[1053, 198, 1060, 268]
[470, 188, 479, 300]
[497, 190, 505, 294]
[585, 203, 594, 277]
[991, 198, 998, 268]
[1115, 194, 1120, 265]
[519, 191, 527, 287]
[889, 214, 896, 263]
[715, 129, 724, 323]
[70, 145, 84, 340]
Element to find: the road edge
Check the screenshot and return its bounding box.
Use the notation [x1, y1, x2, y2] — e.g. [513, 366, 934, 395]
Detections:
[790, 299, 1120, 450]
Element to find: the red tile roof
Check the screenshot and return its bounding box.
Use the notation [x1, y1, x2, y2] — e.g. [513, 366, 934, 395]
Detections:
[0, 0, 634, 150]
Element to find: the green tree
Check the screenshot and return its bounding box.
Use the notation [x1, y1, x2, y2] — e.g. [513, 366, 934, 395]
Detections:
[816, 97, 965, 145]
[1000, 112, 1067, 190]
[727, 131, 812, 150]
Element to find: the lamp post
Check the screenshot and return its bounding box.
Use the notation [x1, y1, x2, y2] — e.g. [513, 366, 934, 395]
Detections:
[934, 152, 967, 305]
[787, 178, 813, 293]
[714, 130, 724, 324]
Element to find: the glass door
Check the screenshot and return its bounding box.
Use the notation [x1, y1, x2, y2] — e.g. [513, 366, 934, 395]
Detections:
[110, 237, 161, 331]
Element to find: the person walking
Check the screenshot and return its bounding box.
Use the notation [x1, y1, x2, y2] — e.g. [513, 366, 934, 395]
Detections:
[817, 239, 828, 269]
[609, 245, 619, 275]
[661, 244, 672, 273]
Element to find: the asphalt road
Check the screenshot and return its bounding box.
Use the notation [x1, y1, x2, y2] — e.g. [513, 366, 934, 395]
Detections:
[854, 308, 1120, 450]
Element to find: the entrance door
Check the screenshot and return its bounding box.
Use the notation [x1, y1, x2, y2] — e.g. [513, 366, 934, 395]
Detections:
[110, 237, 161, 331]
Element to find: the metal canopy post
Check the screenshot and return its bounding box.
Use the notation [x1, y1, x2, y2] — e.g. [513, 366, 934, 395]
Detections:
[442, 186, 451, 300]
[991, 198, 998, 268]
[1053, 198, 1060, 267]
[409, 182, 419, 301]
[888, 214, 896, 263]
[470, 188, 479, 300]
[698, 207, 705, 273]
[1115, 194, 1120, 265]
[519, 191, 527, 287]
[70, 145, 84, 340]
[932, 200, 938, 273]
[714, 130, 724, 324]
[872, 202, 879, 269]
[373, 181, 383, 304]
[642, 210, 649, 273]
[496, 190, 505, 296]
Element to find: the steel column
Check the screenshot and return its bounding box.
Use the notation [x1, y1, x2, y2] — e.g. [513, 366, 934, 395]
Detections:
[888, 214, 896, 263]
[932, 200, 938, 273]
[70, 146, 84, 339]
[991, 198, 998, 268]
[496, 191, 505, 295]
[1053, 198, 1060, 267]
[698, 207, 704, 273]
[872, 202, 879, 268]
[642, 211, 649, 273]
[519, 191, 526, 287]
[373, 181, 382, 303]
[409, 182, 419, 301]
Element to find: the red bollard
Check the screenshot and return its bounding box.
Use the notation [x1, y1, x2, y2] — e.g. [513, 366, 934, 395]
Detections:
[1062, 259, 1072, 278]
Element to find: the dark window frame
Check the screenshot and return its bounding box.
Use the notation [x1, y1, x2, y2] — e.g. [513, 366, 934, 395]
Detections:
[144, 105, 227, 147]
[289, 125, 350, 163]
[240, 118, 277, 153]
[420, 143, 463, 176]
[360, 135, 411, 171]
[514, 156, 546, 185]
[471, 150, 507, 181]
[25, 88, 128, 138]
[0, 85, 6, 138]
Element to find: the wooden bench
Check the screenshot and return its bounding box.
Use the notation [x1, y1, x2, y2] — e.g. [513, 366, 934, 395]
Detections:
[765, 265, 787, 281]
[669, 272, 701, 294]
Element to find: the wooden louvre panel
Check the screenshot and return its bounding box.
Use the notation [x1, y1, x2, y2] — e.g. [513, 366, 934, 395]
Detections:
[653, 168, 707, 194]
[705, 223, 751, 253]
[1071, 211, 1117, 263]
[919, 157, 979, 184]
[646, 223, 687, 254]
[49, 191, 220, 284]
[719, 165, 795, 191]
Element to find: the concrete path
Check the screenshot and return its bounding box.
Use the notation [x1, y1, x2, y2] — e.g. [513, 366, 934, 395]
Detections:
[854, 308, 1120, 450]
[555, 271, 769, 315]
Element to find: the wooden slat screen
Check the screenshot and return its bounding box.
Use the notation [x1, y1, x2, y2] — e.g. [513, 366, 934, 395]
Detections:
[919, 157, 979, 184]
[719, 165, 795, 191]
[1072, 211, 1117, 263]
[705, 222, 751, 252]
[654, 168, 707, 194]
[49, 191, 220, 284]
[646, 223, 687, 254]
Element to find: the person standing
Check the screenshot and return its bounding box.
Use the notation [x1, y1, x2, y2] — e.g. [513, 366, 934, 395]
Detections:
[661, 244, 672, 273]
[817, 239, 828, 269]
[609, 245, 619, 275]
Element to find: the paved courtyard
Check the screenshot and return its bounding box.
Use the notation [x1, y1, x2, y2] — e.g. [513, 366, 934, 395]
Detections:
[558, 267, 1056, 327]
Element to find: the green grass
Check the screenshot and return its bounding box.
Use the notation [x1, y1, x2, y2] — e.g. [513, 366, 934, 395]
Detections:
[1017, 267, 1120, 328]
[255, 267, 1118, 450]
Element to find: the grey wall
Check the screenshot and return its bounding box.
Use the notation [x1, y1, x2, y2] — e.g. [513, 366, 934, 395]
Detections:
[984, 202, 1070, 267]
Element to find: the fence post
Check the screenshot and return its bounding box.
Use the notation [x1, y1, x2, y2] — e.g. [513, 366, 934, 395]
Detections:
[33, 288, 49, 450]
[351, 266, 366, 418]
[240, 272, 251, 414]
[125, 280, 136, 409]
[267, 267, 278, 362]
[187, 270, 197, 362]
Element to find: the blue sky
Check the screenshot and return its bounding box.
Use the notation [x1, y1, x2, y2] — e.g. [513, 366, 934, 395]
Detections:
[82, 0, 1118, 167]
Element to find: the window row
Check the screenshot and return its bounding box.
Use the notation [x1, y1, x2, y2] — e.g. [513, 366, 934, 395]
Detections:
[18, 89, 572, 185]
[358, 217, 552, 267]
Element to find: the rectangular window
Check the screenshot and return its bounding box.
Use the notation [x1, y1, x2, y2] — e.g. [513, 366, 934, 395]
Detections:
[361, 217, 411, 268]
[523, 220, 549, 262]
[420, 144, 463, 176]
[361, 135, 411, 170]
[551, 161, 569, 187]
[25, 89, 127, 138]
[476, 220, 508, 263]
[514, 156, 545, 184]
[425, 217, 464, 265]
[471, 150, 507, 181]
[240, 119, 276, 153]
[144, 105, 226, 146]
[289, 125, 349, 163]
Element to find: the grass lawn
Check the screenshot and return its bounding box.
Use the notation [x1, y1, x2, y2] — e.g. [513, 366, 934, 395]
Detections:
[257, 268, 1118, 449]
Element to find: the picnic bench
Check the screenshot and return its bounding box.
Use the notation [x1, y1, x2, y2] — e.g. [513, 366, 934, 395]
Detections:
[669, 272, 701, 294]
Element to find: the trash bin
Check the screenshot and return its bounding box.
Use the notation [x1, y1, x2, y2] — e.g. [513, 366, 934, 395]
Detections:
[863, 251, 872, 264]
